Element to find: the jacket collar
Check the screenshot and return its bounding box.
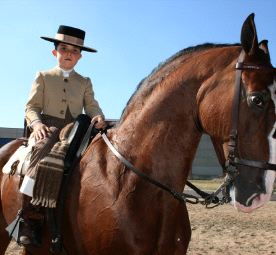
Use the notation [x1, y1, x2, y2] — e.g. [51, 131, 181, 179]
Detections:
[53, 66, 77, 78]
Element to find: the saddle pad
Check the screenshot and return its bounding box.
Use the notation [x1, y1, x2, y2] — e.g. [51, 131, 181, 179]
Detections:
[2, 137, 35, 175]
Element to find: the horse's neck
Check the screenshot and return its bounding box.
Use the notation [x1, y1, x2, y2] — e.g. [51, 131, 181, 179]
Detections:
[108, 46, 240, 190]
[114, 83, 201, 190]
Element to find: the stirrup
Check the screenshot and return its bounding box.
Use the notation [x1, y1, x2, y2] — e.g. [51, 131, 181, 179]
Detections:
[19, 234, 31, 246]
[18, 219, 43, 247]
[5, 209, 24, 242]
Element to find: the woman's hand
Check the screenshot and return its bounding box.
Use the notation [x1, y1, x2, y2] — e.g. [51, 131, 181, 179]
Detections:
[32, 122, 52, 141]
[91, 115, 107, 129]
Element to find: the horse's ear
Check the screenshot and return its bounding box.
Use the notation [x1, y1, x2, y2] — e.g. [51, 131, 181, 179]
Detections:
[240, 13, 258, 55]
[259, 39, 270, 55]
[259, 39, 271, 62]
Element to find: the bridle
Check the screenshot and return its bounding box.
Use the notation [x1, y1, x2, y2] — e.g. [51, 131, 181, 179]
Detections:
[225, 51, 276, 183]
[98, 50, 276, 208]
[204, 51, 276, 206]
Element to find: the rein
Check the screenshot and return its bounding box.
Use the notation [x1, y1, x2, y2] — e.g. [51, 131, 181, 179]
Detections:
[101, 132, 198, 204]
[101, 132, 222, 207]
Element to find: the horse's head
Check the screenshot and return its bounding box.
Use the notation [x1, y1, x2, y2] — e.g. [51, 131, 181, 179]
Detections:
[199, 14, 276, 212]
[229, 14, 276, 212]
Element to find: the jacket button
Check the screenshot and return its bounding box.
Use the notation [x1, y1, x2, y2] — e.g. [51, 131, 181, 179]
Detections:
[62, 99, 66, 103]
[60, 110, 64, 114]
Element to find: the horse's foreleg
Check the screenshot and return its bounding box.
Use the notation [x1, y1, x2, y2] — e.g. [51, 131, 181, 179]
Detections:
[173, 203, 191, 255]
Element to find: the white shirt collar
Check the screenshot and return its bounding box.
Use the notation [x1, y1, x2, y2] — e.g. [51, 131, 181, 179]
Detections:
[57, 66, 73, 77]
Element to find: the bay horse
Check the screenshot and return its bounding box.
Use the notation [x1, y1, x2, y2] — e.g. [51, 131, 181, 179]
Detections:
[1, 13, 276, 254]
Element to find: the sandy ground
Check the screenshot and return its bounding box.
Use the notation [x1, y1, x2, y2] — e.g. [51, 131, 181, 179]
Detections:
[187, 202, 276, 255]
[4, 202, 276, 254]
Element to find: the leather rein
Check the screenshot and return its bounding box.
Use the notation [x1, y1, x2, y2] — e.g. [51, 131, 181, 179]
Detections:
[99, 51, 276, 207]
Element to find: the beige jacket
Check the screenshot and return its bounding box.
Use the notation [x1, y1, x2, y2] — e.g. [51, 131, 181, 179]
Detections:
[25, 67, 104, 125]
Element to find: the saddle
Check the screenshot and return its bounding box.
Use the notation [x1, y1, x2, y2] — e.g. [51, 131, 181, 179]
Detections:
[2, 137, 34, 176]
[5, 115, 116, 253]
[3, 116, 93, 201]
[5, 115, 94, 251]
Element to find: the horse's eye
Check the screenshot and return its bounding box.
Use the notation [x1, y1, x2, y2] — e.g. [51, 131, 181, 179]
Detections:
[246, 91, 270, 110]
[251, 95, 264, 107]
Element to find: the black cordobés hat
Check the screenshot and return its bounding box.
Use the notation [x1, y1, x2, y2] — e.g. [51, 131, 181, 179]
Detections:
[41, 25, 97, 53]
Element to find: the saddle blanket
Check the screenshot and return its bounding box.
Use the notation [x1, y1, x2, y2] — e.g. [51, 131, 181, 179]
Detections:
[2, 137, 35, 175]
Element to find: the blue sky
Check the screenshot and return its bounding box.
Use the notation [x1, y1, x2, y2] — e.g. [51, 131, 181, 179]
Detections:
[1, 0, 276, 128]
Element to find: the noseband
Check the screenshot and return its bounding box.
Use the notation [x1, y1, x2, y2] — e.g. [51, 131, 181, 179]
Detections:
[225, 51, 276, 183]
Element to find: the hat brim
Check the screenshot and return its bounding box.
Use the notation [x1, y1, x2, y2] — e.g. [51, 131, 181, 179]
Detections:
[41, 36, 97, 53]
